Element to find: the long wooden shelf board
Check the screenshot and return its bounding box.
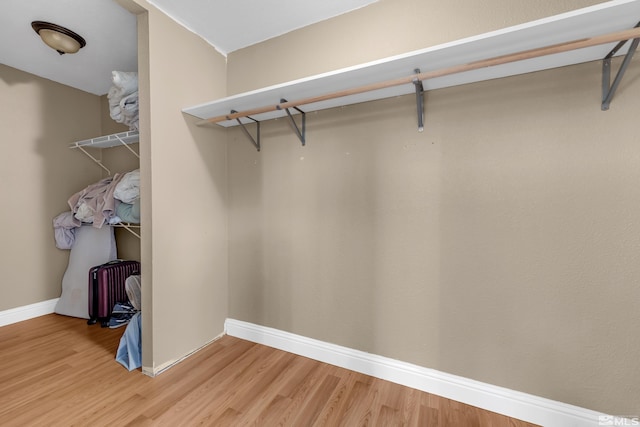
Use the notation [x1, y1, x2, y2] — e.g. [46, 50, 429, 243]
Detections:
[183, 0, 640, 127]
[70, 130, 140, 149]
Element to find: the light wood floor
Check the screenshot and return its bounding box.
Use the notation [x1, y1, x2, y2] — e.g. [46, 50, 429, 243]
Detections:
[0, 314, 538, 426]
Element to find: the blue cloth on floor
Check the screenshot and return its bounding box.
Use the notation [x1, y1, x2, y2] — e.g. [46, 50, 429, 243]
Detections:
[115, 311, 141, 371]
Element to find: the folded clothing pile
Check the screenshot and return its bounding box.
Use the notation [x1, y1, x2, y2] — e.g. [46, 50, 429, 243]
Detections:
[53, 169, 141, 250]
[110, 169, 140, 224]
[69, 169, 140, 226]
[108, 71, 139, 131]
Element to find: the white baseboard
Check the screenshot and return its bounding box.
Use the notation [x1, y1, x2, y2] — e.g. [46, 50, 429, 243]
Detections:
[225, 318, 608, 427]
[0, 298, 59, 327]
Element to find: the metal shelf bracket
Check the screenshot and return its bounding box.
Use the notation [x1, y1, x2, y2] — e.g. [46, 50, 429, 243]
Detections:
[113, 222, 141, 239]
[278, 99, 306, 146]
[232, 110, 261, 151]
[602, 22, 640, 111]
[73, 143, 112, 175]
[114, 134, 140, 159]
[412, 69, 425, 132]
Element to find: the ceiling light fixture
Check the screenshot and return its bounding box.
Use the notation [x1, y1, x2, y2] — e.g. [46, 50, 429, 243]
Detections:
[31, 21, 86, 55]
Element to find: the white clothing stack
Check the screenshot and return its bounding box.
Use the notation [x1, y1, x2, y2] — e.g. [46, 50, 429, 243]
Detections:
[108, 71, 139, 131]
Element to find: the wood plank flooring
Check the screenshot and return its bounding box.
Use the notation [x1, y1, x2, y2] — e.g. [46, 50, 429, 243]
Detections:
[0, 314, 538, 426]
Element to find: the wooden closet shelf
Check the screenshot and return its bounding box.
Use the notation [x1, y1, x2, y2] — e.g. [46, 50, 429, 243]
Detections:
[183, 0, 640, 128]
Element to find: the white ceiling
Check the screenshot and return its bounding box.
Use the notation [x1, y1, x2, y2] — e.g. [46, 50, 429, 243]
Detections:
[149, 0, 379, 56]
[1, 0, 377, 96]
[1, 0, 138, 96]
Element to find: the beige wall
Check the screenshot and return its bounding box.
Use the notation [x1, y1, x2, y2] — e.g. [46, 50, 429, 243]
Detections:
[0, 64, 103, 311]
[130, 0, 229, 373]
[226, 0, 639, 415]
[5, 0, 638, 415]
[0, 68, 141, 310]
[2, 0, 228, 377]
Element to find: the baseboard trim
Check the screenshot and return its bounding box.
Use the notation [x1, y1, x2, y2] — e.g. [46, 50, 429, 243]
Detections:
[143, 331, 226, 378]
[225, 318, 607, 427]
[0, 298, 59, 327]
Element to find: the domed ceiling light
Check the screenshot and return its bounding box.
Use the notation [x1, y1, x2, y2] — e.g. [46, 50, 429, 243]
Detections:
[31, 21, 86, 55]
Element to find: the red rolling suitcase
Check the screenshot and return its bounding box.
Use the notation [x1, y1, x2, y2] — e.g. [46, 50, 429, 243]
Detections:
[88, 260, 140, 327]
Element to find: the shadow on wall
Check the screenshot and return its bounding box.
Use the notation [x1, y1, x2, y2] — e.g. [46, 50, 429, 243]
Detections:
[184, 114, 229, 210]
[183, 114, 251, 318]
[210, 119, 266, 325]
[0, 63, 103, 311]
